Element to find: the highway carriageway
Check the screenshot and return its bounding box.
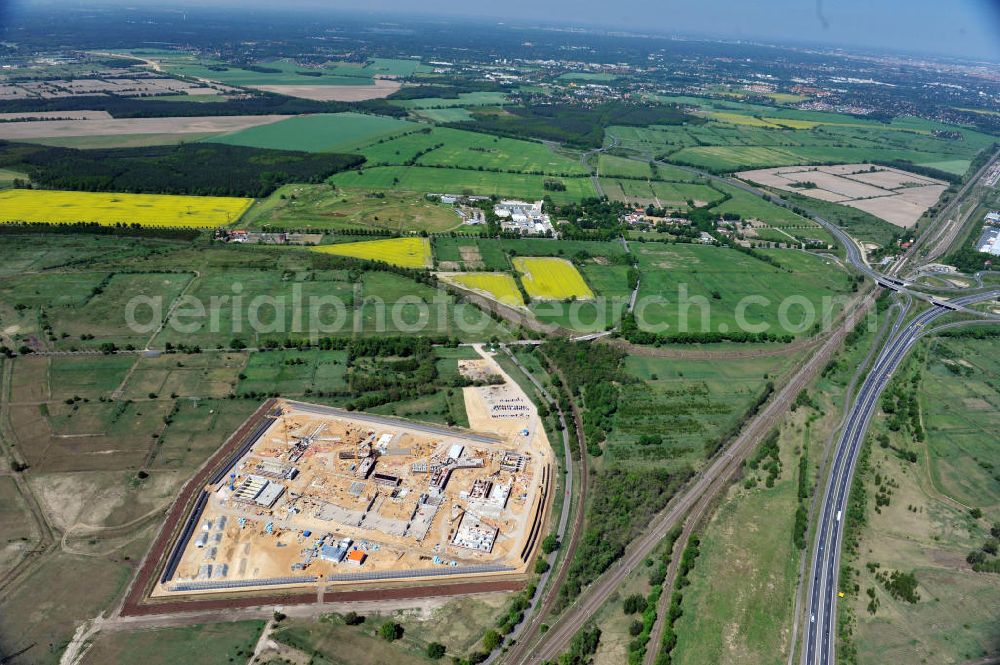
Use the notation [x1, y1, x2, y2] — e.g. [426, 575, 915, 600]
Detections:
[504, 286, 880, 664]
[803, 289, 1000, 665]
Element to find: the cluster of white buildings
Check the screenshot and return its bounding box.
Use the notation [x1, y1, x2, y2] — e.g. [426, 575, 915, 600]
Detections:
[494, 199, 554, 235]
[976, 210, 1000, 257]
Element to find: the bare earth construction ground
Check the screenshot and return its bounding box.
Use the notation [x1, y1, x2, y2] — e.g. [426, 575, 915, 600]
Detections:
[737, 164, 947, 227]
[253, 79, 402, 101]
[149, 346, 552, 601]
[0, 115, 287, 141]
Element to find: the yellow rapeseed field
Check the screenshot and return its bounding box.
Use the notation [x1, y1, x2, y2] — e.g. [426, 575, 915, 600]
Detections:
[709, 112, 777, 128]
[512, 256, 594, 301]
[311, 236, 432, 269]
[708, 112, 819, 130]
[442, 272, 525, 307]
[768, 117, 820, 130]
[0, 189, 253, 227]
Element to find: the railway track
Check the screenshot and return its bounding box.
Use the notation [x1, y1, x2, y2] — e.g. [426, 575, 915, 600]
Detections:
[505, 292, 876, 664]
[499, 350, 590, 665]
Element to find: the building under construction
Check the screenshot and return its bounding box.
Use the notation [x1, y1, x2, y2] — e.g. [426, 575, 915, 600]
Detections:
[154, 394, 553, 597]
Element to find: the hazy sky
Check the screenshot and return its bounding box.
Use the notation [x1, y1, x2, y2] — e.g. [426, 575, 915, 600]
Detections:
[349, 0, 1000, 60]
[8, 0, 1000, 60]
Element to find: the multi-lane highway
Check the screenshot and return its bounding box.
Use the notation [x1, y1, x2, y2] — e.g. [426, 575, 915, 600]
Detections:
[496, 157, 998, 665]
[504, 291, 879, 664]
[647, 161, 1000, 665]
[802, 289, 1000, 665]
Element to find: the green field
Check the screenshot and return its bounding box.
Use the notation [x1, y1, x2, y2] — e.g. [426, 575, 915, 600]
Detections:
[432, 237, 510, 270]
[611, 353, 797, 470]
[154, 266, 355, 348]
[82, 621, 266, 665]
[237, 349, 348, 396]
[631, 243, 853, 337]
[46, 354, 137, 401]
[355, 271, 511, 340]
[0, 235, 174, 278]
[328, 165, 596, 203]
[357, 126, 587, 175]
[0, 168, 26, 189]
[27, 132, 222, 149]
[920, 337, 1000, 512]
[664, 326, 884, 665]
[671, 406, 812, 665]
[601, 177, 721, 208]
[366, 58, 428, 77]
[392, 91, 510, 109]
[119, 351, 242, 399]
[845, 335, 1000, 664]
[412, 107, 474, 123]
[709, 183, 835, 245]
[709, 183, 807, 225]
[209, 112, 415, 153]
[156, 54, 425, 87]
[0, 270, 192, 348]
[0, 552, 132, 665]
[0, 239, 514, 349]
[161, 58, 371, 86]
[606, 102, 995, 175]
[273, 618, 439, 665]
[242, 183, 464, 233]
[414, 129, 587, 175]
[503, 237, 628, 259]
[597, 153, 655, 179]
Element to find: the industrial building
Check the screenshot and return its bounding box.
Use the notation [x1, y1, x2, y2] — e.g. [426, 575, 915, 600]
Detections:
[976, 220, 1000, 256]
[494, 199, 555, 235]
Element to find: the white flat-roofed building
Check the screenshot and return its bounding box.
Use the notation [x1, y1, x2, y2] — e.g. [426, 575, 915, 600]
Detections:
[976, 226, 1000, 256]
[232, 474, 269, 504]
[494, 199, 554, 235]
[255, 482, 285, 509]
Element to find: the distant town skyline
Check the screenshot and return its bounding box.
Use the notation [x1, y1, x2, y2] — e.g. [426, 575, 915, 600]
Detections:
[28, 0, 999, 61]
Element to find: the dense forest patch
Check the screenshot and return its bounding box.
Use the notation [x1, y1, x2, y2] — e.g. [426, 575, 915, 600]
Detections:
[447, 102, 701, 148]
[0, 141, 364, 197]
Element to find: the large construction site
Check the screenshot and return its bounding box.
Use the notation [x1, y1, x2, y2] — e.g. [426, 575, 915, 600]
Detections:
[151, 348, 553, 598]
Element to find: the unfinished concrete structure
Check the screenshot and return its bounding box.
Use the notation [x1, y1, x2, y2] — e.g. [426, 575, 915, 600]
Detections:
[152, 348, 553, 597]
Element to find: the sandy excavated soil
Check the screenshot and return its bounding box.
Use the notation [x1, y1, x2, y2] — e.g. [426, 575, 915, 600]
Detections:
[738, 164, 947, 228]
[253, 79, 401, 101]
[155, 364, 552, 598]
[0, 115, 287, 140]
